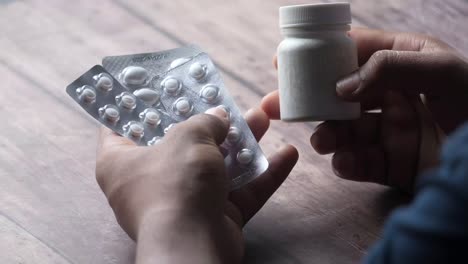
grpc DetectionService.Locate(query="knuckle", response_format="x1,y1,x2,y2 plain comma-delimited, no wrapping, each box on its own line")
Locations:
182,114,225,140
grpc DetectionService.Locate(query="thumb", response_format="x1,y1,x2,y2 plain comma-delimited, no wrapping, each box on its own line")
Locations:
168,106,230,146
336,50,467,102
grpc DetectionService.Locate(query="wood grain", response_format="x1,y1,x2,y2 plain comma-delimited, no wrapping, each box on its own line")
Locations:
0,0,466,263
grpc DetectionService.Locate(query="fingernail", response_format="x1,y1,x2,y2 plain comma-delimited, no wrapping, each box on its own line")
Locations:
336,71,361,97
332,151,355,179
205,106,228,120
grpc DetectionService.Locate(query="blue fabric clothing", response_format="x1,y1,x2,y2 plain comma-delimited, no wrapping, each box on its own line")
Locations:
365,123,468,264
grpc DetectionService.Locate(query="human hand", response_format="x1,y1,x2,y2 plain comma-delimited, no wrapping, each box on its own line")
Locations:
262,28,468,193
95,107,298,264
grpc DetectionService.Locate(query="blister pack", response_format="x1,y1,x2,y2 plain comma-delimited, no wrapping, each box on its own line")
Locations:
66,47,268,189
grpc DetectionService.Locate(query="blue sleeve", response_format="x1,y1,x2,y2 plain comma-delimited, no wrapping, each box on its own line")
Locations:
364,124,468,264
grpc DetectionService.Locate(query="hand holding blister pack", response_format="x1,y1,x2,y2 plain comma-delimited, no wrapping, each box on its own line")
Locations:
66,46,268,189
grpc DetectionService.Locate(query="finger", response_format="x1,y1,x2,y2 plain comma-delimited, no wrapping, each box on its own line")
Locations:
168,107,230,146
336,50,462,101
273,55,278,69
97,126,135,155
310,113,380,154
260,90,281,120
382,91,419,192
229,145,298,224
244,108,270,141
349,27,428,65
332,145,386,184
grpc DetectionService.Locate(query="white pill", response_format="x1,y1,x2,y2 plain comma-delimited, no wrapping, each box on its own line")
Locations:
144,111,161,126
99,105,120,123
200,84,220,103
148,136,163,146
121,66,149,86
77,86,96,103
226,127,241,145
173,98,192,116
125,121,144,138
169,57,191,70
237,149,254,165
134,88,160,106
117,93,137,110
162,77,182,95
189,62,207,80
95,74,113,92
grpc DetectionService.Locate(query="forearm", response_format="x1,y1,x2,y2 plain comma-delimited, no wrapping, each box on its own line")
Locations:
135,210,225,264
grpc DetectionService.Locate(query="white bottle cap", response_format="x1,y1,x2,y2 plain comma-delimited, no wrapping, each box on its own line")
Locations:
280,3,351,28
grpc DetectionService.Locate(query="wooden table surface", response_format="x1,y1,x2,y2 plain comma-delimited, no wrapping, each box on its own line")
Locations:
1,1,467,263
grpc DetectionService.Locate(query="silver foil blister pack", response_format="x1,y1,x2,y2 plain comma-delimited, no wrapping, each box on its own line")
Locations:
66,47,268,189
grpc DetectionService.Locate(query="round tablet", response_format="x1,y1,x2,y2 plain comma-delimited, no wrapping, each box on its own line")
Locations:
173,98,192,116
162,77,182,95
78,86,96,104
200,84,220,103
117,93,137,110
100,105,120,123
144,111,161,126
189,62,207,80
95,74,113,92
125,121,144,138
134,88,160,106
237,149,254,165
121,66,149,86
226,127,241,145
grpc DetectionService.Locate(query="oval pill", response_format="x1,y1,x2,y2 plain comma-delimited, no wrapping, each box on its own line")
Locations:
169,57,191,70
189,62,207,80
121,66,149,86
134,88,160,106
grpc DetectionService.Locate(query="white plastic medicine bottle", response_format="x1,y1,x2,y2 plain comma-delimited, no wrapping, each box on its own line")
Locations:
278,3,360,121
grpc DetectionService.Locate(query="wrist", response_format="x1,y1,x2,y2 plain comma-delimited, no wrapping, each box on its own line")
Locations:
136,209,226,264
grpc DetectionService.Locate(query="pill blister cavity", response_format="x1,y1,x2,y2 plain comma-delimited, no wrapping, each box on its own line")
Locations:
116,92,137,110
76,85,96,104
148,136,163,146
124,121,145,139
161,77,182,96
200,84,220,104
94,73,113,92
99,104,120,124
120,66,149,87
189,62,207,80
173,97,193,116
226,127,242,145
134,88,160,106
139,108,161,126
169,57,192,70
237,149,254,165
164,123,176,134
